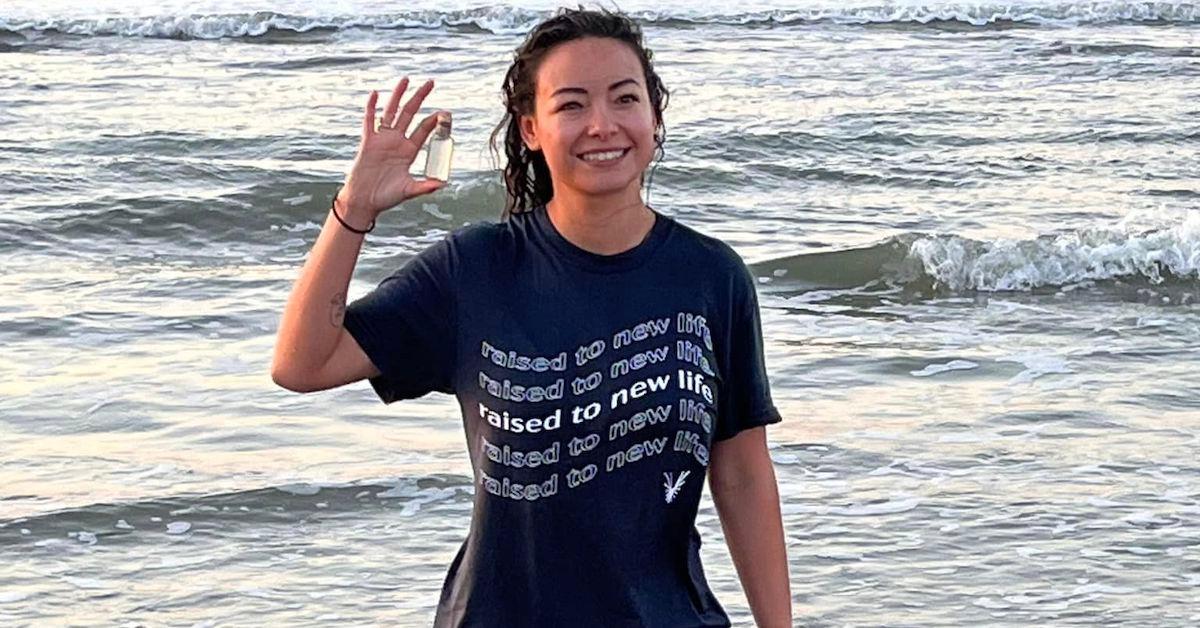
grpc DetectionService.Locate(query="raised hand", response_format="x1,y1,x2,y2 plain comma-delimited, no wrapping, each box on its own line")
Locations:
337,77,447,221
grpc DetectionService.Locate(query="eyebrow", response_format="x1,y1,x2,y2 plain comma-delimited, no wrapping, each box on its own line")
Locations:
551,78,640,98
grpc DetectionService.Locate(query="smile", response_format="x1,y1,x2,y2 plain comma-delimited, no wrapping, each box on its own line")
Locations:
579,148,630,163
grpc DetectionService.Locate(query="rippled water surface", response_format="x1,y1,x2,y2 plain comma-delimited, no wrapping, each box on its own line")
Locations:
1,0,1198,625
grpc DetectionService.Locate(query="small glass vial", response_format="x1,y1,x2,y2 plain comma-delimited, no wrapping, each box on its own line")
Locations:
423,112,453,181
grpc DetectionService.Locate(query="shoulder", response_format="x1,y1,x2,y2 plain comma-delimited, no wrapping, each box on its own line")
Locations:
427,218,513,263
429,215,534,279
444,219,505,248
394,221,504,283
662,215,756,286
443,208,539,249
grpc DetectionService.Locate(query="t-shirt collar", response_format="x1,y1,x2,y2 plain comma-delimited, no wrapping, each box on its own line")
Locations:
531,203,672,274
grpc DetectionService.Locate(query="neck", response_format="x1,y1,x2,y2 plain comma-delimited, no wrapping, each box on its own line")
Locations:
545,186,655,256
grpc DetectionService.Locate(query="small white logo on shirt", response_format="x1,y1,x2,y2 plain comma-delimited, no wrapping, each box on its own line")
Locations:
663,470,690,503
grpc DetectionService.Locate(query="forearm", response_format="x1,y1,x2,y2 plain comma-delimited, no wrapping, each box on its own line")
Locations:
711,471,792,627
271,197,371,379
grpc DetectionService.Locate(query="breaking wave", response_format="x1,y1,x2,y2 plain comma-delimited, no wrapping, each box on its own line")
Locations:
2,3,1197,40
755,212,1200,293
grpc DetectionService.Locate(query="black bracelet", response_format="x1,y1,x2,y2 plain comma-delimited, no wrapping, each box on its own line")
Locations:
330,185,375,234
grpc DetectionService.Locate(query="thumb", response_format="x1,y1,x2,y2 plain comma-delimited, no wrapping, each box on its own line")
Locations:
409,178,446,197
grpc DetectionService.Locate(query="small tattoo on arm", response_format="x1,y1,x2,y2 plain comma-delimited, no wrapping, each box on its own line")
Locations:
330,292,346,327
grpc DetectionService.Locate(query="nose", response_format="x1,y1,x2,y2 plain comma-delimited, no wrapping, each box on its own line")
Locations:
586,102,618,138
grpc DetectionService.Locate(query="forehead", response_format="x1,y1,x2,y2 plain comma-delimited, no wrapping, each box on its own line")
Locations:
535,37,643,95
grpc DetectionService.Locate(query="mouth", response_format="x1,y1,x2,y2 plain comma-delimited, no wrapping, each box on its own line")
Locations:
577,147,631,164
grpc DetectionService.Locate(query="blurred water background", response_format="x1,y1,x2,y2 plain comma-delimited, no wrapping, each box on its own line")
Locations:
1,0,1198,625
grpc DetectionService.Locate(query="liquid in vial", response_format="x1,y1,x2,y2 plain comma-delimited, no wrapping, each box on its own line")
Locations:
423,112,453,181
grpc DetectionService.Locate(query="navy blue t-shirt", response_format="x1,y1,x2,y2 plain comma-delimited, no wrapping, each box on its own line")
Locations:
343,204,782,628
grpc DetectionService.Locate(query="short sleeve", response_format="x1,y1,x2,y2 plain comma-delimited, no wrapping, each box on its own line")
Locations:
343,235,456,403
714,258,782,442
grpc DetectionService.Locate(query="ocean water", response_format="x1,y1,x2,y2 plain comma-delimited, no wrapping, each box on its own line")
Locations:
1,0,1198,625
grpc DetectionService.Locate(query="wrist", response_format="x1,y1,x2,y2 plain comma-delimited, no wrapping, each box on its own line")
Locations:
331,187,376,234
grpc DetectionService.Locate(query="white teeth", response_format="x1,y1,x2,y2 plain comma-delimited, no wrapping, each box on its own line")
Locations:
582,149,625,162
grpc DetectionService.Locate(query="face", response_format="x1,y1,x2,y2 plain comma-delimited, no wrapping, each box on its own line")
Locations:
519,37,657,204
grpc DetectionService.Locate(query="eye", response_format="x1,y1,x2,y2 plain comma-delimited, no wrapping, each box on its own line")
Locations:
618,94,640,103
557,101,581,112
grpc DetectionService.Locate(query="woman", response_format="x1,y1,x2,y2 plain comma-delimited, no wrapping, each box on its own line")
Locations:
272,8,791,627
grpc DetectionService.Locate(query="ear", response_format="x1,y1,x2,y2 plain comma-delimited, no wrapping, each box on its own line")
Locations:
518,113,541,152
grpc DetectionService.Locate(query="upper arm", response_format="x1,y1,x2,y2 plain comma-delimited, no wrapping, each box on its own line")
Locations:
336,235,459,403
713,253,782,442
274,328,381,393
708,425,776,493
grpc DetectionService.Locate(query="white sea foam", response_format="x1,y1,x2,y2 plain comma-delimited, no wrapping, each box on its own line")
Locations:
398,486,458,516
0,7,545,38
422,203,451,220
1,3,1196,39
909,211,1200,291
375,481,420,499
998,352,1073,383
910,359,979,377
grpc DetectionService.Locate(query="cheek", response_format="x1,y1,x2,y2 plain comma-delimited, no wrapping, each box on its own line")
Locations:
541,123,577,162
634,117,658,158
632,112,657,145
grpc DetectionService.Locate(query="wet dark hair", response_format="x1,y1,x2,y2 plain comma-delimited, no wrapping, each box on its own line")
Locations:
489,7,670,220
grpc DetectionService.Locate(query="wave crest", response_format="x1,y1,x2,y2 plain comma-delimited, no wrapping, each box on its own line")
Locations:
2,3,1197,40
758,212,1200,294
909,217,1200,291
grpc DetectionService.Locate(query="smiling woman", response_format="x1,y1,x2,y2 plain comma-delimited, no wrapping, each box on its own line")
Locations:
270,6,790,628
489,10,670,225
517,40,658,210
517,39,660,256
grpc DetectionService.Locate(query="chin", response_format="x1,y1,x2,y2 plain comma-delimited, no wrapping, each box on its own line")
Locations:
572,177,643,199
569,163,653,198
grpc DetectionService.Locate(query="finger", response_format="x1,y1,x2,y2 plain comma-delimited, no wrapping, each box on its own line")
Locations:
394,79,434,134
382,77,409,129
408,111,441,150
410,178,447,196
363,90,378,137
